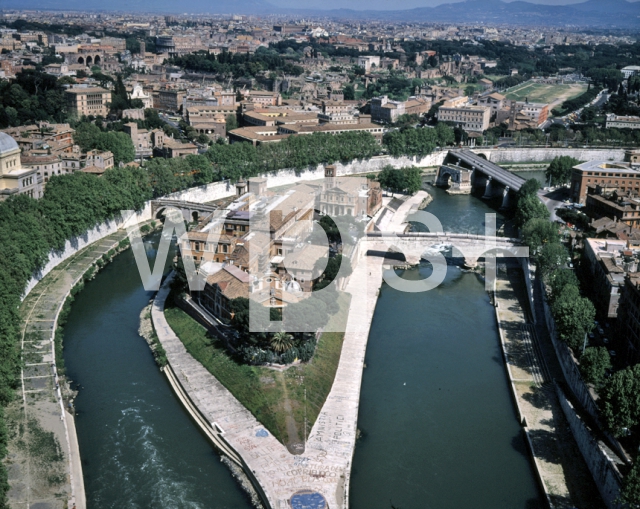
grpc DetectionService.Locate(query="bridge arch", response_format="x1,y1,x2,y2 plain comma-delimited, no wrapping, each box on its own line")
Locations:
77,56,85,65
86,55,93,66
476,153,488,160
94,54,101,65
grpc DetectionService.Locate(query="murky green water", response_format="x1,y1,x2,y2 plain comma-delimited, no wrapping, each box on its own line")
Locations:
63,187,541,508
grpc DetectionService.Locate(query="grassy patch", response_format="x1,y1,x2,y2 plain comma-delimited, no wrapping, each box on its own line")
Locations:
504,82,587,106
164,292,351,447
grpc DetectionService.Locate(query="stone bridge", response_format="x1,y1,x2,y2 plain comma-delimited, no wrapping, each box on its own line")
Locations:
435,150,526,207
151,199,218,222
365,231,524,267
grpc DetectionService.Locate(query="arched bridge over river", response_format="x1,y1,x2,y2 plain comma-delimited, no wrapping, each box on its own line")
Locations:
435,150,526,207
365,231,525,268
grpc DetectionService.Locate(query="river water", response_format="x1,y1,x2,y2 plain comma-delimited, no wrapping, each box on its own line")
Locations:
350,184,543,509
63,174,546,508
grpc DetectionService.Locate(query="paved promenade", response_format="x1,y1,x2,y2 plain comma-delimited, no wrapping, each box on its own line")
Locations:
495,266,603,509
152,192,428,509
9,229,131,509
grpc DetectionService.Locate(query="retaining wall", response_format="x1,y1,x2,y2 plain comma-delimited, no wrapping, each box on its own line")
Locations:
22,204,153,299
479,148,626,164
22,147,628,300
555,384,623,509
539,278,601,421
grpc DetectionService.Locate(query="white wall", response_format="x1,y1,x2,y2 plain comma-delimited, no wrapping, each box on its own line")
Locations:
22,204,152,299
478,148,626,164
22,147,627,299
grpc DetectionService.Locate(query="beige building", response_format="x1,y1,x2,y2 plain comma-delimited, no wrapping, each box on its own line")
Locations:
65,86,111,118
606,115,640,130
0,133,43,200
437,98,491,132
123,123,165,159
357,55,381,72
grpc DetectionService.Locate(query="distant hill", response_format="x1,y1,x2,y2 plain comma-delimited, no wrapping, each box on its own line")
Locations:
3,0,640,27
301,0,640,28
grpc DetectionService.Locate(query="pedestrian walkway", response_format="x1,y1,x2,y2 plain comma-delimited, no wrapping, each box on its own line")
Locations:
495,265,603,509
8,229,130,509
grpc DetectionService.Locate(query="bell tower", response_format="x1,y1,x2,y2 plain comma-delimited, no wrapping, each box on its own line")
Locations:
324,164,336,191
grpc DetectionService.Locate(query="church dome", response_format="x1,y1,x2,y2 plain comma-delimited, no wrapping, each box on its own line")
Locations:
0,133,19,155
284,280,302,293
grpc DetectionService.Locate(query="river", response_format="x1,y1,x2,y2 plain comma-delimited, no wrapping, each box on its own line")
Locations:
63,176,545,509
349,184,543,509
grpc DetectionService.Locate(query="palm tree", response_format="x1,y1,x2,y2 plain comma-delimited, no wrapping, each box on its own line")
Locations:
270,332,294,353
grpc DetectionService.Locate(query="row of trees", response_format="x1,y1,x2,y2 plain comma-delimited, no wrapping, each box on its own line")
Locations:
0,165,153,505
517,180,596,355
376,166,423,195
384,123,455,158
516,177,640,504
168,48,304,78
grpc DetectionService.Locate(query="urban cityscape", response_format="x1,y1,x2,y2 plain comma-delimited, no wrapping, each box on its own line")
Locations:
1,0,640,508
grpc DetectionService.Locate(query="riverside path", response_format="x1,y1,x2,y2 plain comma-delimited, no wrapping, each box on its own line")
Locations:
152,191,429,509
8,229,135,509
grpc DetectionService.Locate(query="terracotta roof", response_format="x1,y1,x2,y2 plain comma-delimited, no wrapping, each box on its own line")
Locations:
80,165,106,175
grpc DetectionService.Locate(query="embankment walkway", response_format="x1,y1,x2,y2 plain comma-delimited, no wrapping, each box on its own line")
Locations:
8,228,133,509
494,266,603,509
152,191,428,509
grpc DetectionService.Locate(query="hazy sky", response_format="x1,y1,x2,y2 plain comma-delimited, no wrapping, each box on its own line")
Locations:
269,0,602,11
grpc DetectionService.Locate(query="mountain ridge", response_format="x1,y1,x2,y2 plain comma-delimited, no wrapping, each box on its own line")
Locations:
2,0,639,27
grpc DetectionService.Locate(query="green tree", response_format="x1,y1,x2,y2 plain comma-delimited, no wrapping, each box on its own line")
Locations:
515,195,549,227
377,166,405,195
518,178,540,199
521,218,559,255
270,332,294,353
343,84,355,101
621,456,640,506
545,156,580,187
600,364,640,436
547,268,579,302
226,114,238,131
551,284,595,352
538,242,568,276
579,347,611,388
404,167,423,194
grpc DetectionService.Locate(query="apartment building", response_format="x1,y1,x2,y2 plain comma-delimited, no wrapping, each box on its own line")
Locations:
65,86,111,118
437,97,491,132
515,101,549,127
606,115,640,130
570,160,640,204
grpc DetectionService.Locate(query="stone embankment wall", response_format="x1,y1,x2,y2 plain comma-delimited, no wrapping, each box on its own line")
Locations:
539,278,629,463
479,148,626,164
539,278,601,420
22,204,152,299
22,147,628,300
555,384,623,509
166,147,627,205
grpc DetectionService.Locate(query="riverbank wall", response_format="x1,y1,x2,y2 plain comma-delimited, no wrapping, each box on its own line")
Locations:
166,147,626,206
555,384,623,509
22,206,152,299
